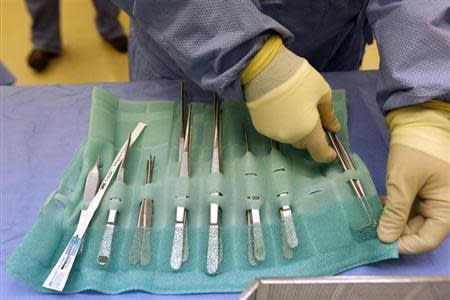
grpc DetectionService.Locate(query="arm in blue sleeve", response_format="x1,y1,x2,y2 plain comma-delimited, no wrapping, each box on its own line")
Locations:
367,1,450,112
112,0,293,101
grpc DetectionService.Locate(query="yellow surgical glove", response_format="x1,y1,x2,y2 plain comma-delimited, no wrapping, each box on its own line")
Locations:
242,36,341,162
378,100,450,254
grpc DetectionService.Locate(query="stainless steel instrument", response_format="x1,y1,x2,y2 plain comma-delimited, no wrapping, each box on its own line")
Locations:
170,82,192,271
326,130,377,232
129,155,155,266
271,141,298,259
239,276,450,300
42,122,147,291
97,134,131,268
78,155,101,255
206,93,224,275
244,123,266,265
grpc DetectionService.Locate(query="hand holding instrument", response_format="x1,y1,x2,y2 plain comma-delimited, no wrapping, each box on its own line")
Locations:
326,130,376,234
243,35,341,163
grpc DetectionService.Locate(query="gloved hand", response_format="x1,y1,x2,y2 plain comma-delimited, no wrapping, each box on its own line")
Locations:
241,36,341,162
378,100,450,254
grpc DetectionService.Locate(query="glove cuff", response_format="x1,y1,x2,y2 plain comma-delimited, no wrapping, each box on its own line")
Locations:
245,60,327,143
241,35,283,85
386,100,450,164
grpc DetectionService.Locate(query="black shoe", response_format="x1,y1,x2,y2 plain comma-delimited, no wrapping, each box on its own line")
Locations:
27,49,59,72
106,35,128,53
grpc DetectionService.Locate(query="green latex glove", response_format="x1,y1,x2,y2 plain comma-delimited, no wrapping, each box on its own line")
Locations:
242,36,341,162
378,100,450,254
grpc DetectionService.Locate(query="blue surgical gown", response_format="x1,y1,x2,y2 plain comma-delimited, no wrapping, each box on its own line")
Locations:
113,0,450,112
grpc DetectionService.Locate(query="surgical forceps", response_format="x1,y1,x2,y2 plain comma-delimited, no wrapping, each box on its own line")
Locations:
271,141,299,259
326,130,377,232
97,134,131,267
170,82,192,271
244,123,266,265
206,93,224,275
129,155,155,266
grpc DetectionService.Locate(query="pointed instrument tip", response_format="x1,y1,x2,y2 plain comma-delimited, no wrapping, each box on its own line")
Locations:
213,92,218,106
122,133,132,165
212,94,220,142
185,104,193,145
271,140,279,150
180,81,186,141
180,81,185,106
243,122,250,153
96,153,101,168
117,133,132,183
146,155,156,184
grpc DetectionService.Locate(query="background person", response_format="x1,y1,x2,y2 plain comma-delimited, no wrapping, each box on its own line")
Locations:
25,0,128,71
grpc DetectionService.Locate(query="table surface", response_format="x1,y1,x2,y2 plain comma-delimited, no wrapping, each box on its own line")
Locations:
1,71,449,299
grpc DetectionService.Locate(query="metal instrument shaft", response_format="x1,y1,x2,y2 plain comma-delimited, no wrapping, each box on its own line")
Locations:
129,155,155,266
97,134,131,268
206,93,223,275
243,123,266,265
326,130,376,229
171,82,191,271
270,141,298,258
78,156,101,255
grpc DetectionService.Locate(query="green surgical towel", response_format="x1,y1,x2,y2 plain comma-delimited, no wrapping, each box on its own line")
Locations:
6,87,398,294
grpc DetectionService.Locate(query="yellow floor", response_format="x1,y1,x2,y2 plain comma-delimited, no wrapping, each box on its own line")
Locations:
0,0,130,85
0,0,379,86
361,42,380,71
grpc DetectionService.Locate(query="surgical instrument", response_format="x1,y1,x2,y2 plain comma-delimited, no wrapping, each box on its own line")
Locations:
179,81,186,163
78,155,101,255
84,155,101,207
325,130,377,232
243,123,266,265
97,134,131,268
271,141,298,259
206,93,223,275
43,122,147,291
170,82,192,271
129,155,155,266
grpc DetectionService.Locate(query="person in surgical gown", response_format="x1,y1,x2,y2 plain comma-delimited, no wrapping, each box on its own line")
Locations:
25,0,128,71
113,0,450,255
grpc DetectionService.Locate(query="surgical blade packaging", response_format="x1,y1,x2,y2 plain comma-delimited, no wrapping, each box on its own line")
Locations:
42,122,147,291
